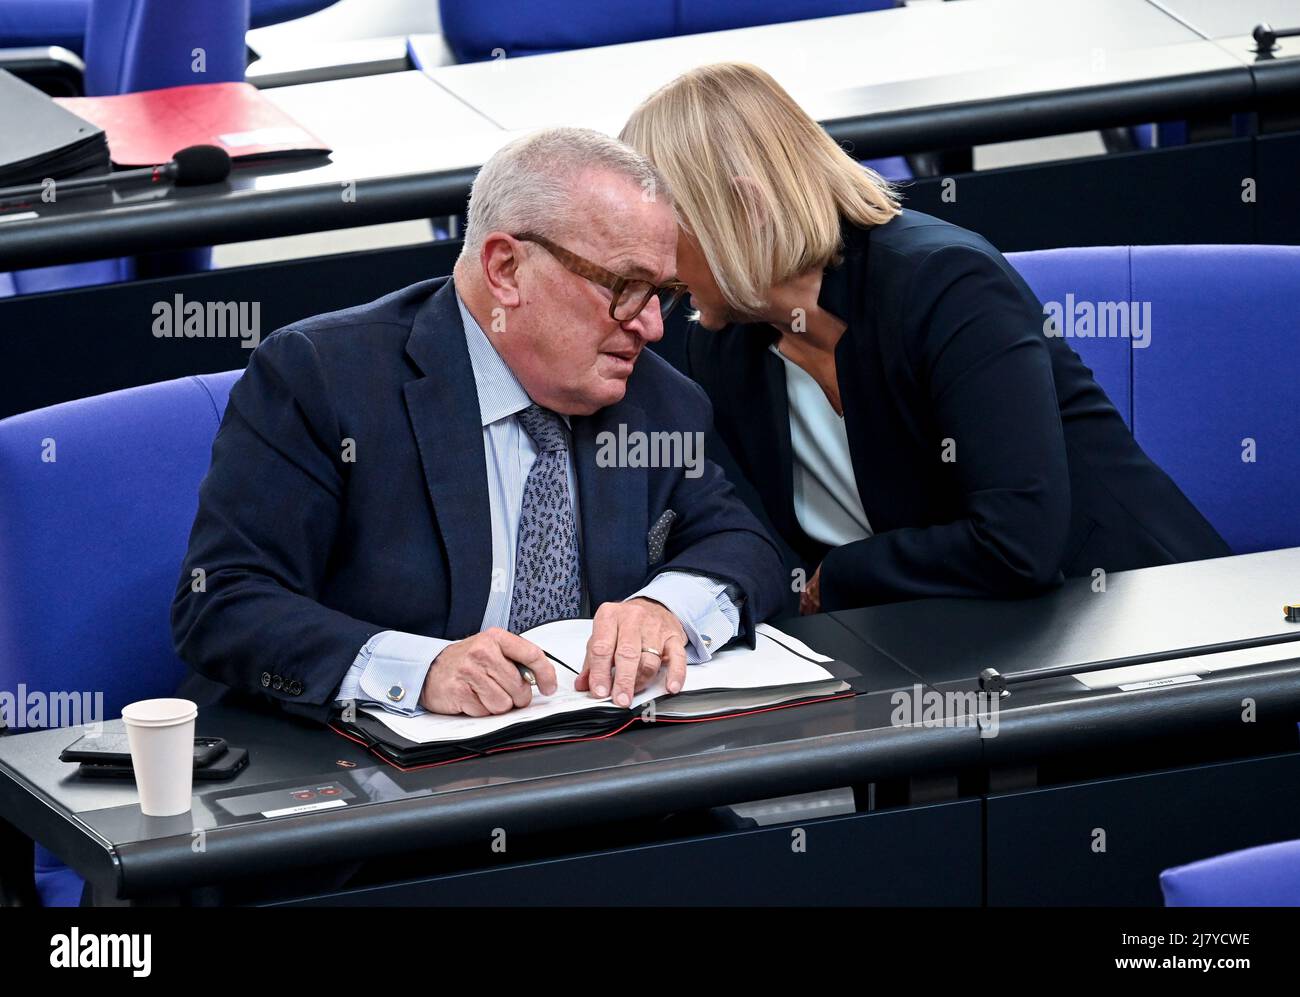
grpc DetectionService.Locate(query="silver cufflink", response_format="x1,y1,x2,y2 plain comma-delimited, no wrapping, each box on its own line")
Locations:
386,684,405,703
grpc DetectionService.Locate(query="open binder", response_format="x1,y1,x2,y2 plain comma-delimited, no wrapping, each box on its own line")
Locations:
331,621,864,769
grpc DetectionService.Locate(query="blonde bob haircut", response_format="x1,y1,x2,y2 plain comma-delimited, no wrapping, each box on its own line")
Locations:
621,62,902,315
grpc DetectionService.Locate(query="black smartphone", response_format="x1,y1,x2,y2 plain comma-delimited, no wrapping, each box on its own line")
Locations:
78,746,249,782
60,733,228,767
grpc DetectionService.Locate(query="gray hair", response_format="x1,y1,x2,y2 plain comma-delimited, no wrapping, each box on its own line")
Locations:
458,127,669,260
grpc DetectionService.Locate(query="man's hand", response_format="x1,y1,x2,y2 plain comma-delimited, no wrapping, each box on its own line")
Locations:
575,598,688,706
419,627,557,716
800,564,822,616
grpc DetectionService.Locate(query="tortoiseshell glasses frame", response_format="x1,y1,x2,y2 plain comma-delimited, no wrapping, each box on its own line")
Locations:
514,232,688,322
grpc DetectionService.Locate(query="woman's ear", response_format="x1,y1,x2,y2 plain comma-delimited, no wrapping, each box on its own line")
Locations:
479,232,523,309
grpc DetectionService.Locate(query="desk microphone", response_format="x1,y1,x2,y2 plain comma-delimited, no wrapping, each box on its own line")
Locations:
0,144,232,207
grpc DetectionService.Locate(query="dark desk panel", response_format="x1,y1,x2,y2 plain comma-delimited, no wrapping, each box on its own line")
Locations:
0,615,971,901
898,137,1258,252
988,751,1300,905
1258,132,1300,243
0,240,461,419
270,799,983,907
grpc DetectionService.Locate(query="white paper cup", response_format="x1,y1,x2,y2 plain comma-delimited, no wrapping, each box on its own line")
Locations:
121,698,198,817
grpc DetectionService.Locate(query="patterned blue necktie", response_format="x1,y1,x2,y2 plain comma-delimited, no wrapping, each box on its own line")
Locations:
508,404,583,633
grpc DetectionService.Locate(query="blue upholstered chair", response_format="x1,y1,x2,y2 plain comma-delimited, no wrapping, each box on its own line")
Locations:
82,0,252,97
1006,244,1300,555
1162,839,1300,905
1005,246,1135,428
0,0,335,54
439,0,899,62
0,369,243,905
3,0,252,297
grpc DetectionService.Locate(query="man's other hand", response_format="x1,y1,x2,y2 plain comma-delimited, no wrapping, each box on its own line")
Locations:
576,598,688,707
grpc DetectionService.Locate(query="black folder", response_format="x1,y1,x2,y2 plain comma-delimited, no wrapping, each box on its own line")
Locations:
0,70,110,188
331,621,867,770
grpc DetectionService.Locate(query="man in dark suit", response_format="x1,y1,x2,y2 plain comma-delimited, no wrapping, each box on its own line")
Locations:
171,127,786,723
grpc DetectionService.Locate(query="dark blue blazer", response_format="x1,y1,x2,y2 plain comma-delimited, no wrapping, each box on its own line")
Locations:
172,278,787,722
688,210,1230,611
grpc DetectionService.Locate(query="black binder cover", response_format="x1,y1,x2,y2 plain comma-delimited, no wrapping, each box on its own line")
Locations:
0,69,110,187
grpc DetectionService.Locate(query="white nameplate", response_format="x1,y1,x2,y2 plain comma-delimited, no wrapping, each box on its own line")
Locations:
261,798,347,819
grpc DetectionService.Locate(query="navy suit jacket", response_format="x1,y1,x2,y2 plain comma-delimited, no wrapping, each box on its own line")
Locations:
172,278,786,722
688,210,1230,611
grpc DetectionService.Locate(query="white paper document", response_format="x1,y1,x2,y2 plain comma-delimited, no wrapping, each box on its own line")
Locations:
361,621,839,745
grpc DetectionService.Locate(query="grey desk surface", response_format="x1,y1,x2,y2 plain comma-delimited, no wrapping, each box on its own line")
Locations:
254,71,504,186
1150,0,1300,40
832,547,1300,686
3,550,1300,899
422,0,1223,136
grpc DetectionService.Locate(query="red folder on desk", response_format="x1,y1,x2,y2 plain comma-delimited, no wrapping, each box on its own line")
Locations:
54,82,331,167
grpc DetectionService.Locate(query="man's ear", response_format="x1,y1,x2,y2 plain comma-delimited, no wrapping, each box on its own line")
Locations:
480,232,524,309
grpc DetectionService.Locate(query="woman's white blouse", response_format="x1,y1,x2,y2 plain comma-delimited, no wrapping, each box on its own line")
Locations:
770,343,873,548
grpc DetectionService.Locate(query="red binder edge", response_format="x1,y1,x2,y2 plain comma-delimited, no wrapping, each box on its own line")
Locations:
328,690,858,774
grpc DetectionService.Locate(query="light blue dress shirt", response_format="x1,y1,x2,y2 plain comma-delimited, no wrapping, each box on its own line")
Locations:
335,290,741,716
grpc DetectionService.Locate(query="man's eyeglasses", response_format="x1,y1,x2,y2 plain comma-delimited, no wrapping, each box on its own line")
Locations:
514,232,687,323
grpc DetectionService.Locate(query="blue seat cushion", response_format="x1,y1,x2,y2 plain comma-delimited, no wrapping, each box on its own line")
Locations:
34,843,85,907
1162,839,1300,906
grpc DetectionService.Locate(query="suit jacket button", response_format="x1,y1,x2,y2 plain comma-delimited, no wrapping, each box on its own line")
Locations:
272,675,283,691
386,684,405,703
289,680,303,696
261,672,271,688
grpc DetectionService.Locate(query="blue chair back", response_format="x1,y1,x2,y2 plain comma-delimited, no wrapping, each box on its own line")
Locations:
440,0,898,62
1006,244,1300,555
0,369,242,906
1007,246,1134,426
0,0,333,54
1162,839,1300,905
84,0,250,97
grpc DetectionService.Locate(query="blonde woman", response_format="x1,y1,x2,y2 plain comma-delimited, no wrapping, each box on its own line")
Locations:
621,63,1229,613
